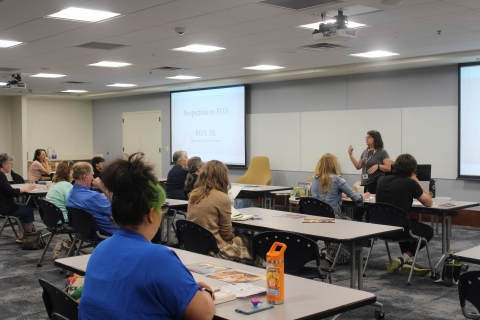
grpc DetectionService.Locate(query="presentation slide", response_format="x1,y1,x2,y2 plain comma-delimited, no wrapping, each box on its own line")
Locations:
459,64,480,178
171,86,246,166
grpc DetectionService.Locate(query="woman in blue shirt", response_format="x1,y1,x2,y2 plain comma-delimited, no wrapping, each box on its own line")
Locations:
311,153,370,218
79,153,215,320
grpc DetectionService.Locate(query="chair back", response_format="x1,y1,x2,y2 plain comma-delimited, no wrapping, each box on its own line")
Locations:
38,199,66,229
38,278,78,320
253,231,320,272
458,271,480,315
234,156,272,185
66,207,102,239
175,220,219,255
365,202,412,231
298,197,336,218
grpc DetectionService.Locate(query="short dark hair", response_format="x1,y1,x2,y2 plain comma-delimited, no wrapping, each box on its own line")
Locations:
393,154,417,177
91,156,105,168
367,130,384,149
33,149,46,162
101,153,166,227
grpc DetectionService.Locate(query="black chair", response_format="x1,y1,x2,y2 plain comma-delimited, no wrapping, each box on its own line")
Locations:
298,197,342,271
458,270,480,319
38,278,78,320
175,220,219,256
66,207,108,257
0,211,24,238
253,231,330,282
52,313,70,320
363,202,434,285
37,200,75,267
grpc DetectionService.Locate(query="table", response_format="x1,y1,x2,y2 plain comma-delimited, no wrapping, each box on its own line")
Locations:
11,183,48,207
343,196,480,271
454,245,480,265
55,248,377,320
232,183,292,209
233,207,402,291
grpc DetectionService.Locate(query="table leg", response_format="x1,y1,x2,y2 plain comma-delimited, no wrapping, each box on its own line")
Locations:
350,242,356,289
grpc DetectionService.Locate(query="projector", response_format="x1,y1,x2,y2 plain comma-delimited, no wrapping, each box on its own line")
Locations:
4,82,26,89
312,28,356,42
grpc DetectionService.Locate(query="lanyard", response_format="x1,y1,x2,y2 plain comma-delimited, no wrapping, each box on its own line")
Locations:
363,149,376,174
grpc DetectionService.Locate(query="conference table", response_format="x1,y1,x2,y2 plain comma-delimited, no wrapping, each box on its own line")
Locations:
232,183,292,209
233,207,403,291
11,183,48,207
55,248,377,320
343,196,480,271
454,245,480,265
159,198,188,245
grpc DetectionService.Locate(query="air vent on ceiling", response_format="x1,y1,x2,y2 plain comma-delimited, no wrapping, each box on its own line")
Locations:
152,66,188,72
75,42,127,50
62,81,90,85
258,0,342,10
299,43,349,51
0,67,20,72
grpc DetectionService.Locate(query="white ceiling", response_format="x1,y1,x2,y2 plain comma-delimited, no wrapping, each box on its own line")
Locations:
1,0,480,99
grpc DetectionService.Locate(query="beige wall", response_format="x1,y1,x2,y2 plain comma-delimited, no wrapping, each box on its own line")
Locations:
0,97,12,153
26,98,93,161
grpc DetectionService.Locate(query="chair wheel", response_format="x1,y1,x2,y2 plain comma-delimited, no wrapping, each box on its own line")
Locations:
37,264,42,267
430,273,440,280
406,282,411,286
375,309,385,319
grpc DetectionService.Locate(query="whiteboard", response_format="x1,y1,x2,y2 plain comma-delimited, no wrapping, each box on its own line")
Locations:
248,113,301,171
248,106,457,178
300,109,402,174
402,106,457,179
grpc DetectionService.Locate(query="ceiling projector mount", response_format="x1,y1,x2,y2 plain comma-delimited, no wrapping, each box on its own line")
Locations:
3,73,26,89
312,10,356,42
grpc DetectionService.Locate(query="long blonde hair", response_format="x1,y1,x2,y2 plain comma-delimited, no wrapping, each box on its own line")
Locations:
313,153,340,193
189,160,231,204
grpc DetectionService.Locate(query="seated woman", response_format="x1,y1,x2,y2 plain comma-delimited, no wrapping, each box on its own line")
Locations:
45,161,74,222
187,160,253,264
166,150,189,200
184,157,204,198
91,156,105,179
311,153,370,218
0,153,36,242
79,153,215,319
28,149,51,183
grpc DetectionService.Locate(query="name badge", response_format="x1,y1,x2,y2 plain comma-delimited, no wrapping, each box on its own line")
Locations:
362,174,368,179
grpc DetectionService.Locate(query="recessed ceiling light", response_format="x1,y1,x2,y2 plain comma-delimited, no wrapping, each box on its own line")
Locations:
166,75,201,80
0,82,8,86
61,90,88,93
298,20,367,30
88,61,131,68
106,83,137,87
349,50,399,58
30,73,66,78
45,7,120,23
171,44,225,53
0,40,23,48
243,65,285,71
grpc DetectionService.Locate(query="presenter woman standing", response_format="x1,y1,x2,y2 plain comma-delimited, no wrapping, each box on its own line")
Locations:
348,130,391,194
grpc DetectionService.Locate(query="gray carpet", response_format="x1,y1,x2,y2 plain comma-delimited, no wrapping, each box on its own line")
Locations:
1,210,479,320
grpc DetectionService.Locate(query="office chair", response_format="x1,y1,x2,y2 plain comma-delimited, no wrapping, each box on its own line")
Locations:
175,220,219,256
458,270,480,319
253,231,331,283
364,202,434,285
234,156,272,185
38,278,79,320
37,199,75,267
66,207,108,257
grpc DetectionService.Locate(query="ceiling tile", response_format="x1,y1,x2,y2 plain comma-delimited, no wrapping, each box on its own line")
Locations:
388,1,467,18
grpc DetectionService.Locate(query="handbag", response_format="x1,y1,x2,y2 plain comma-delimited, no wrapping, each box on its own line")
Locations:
22,230,46,250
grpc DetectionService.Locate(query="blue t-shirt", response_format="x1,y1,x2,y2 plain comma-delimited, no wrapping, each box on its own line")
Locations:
79,229,200,320
66,184,119,236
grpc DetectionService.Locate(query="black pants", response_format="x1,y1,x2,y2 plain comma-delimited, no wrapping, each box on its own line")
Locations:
393,219,434,255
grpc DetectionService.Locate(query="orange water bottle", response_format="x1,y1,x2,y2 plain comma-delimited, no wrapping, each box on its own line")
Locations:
266,242,287,305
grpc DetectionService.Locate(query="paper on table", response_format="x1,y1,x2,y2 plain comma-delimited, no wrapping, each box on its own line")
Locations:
219,283,266,298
